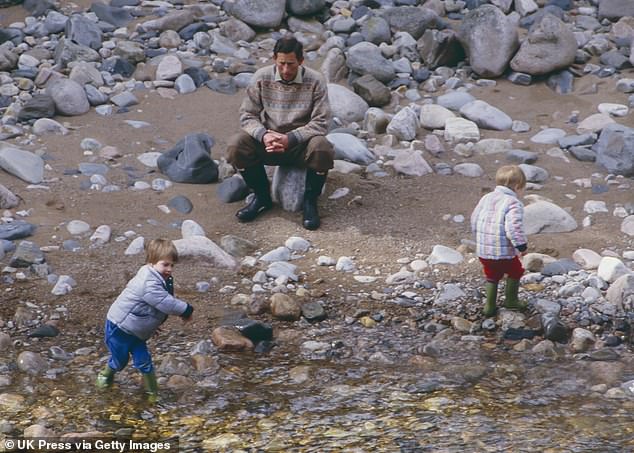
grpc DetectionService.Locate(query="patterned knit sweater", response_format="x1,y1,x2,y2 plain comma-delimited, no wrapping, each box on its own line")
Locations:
239,64,331,149
470,185,527,260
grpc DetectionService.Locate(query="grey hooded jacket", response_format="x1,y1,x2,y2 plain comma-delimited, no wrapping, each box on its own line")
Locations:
107,264,190,341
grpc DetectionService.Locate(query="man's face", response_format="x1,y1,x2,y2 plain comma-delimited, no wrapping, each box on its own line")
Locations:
274,52,303,82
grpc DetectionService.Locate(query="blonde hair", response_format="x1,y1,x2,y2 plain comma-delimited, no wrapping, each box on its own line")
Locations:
495,165,526,191
145,238,178,264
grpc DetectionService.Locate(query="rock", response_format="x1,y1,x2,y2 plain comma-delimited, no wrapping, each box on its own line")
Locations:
594,124,634,176
444,117,480,143
599,0,634,20
453,163,483,177
419,104,455,130
541,259,580,276
91,3,133,27
217,174,249,203
225,0,285,29
157,133,218,184
271,166,306,213
605,274,634,311
17,351,47,375
428,245,463,265
321,47,348,83
0,145,44,184
597,256,631,283
541,313,569,343
386,107,418,141
46,78,90,116
211,327,253,351
530,128,566,144
435,283,466,303
523,200,577,234
301,301,326,322
519,163,548,183
10,240,45,267
457,5,519,78
124,237,144,255
17,94,55,121
510,14,577,76
351,74,391,107
459,100,512,131
0,42,18,72
381,5,441,40
436,91,476,111
622,216,634,236
571,328,595,353
391,150,433,176
27,324,59,338
32,118,68,136
346,42,395,83
576,113,615,135
141,10,196,33
327,83,369,123
220,235,256,257
173,236,237,269
156,55,182,81
260,246,291,262
0,184,19,209
270,293,301,321
572,249,602,269
285,236,310,252
232,318,273,343
417,28,465,69
0,221,36,241
360,16,391,45
326,133,375,165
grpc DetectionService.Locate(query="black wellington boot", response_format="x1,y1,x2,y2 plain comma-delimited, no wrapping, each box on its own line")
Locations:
236,165,272,222
303,170,327,230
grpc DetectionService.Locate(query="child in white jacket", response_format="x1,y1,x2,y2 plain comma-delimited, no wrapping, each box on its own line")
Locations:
96,239,193,402
471,166,528,316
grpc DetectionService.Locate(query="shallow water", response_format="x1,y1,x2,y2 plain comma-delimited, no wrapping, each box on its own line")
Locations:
5,347,634,452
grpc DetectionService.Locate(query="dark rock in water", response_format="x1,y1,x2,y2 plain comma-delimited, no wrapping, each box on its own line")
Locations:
167,195,193,214
205,78,237,95
28,324,59,338
569,146,596,162
588,348,620,361
542,259,580,276
546,70,574,95
542,313,569,343
504,328,538,341
17,94,55,122
157,133,218,184
233,318,273,343
301,301,327,322
465,0,487,9
91,2,133,27
101,57,135,77
0,221,36,241
0,28,25,45
179,22,208,40
184,67,210,87
254,340,275,354
216,174,248,203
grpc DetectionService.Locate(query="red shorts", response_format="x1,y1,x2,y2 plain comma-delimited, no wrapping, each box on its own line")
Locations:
479,256,524,283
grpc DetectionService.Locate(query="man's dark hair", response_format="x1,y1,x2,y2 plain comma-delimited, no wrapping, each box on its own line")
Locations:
273,36,303,60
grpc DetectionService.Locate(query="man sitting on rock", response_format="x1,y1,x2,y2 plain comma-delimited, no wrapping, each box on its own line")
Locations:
226,35,334,230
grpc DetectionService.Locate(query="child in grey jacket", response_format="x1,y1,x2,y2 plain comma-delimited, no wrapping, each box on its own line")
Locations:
96,238,193,402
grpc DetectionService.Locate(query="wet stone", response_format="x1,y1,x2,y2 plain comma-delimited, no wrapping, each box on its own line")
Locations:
231,319,273,343
301,301,327,322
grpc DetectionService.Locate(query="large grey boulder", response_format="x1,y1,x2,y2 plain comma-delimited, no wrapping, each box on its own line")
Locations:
157,133,218,184
53,38,100,68
510,14,577,76
173,236,238,269
320,48,347,83
593,124,634,176
225,0,285,29
386,107,418,141
141,10,196,32
0,145,44,184
524,201,577,234
327,83,369,123
346,42,396,83
381,6,442,40
457,5,519,78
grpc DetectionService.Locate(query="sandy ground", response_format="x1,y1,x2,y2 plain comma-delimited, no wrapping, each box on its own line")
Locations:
1,3,634,338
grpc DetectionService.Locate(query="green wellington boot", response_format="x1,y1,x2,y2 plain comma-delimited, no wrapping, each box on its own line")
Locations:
483,282,498,317
503,278,528,311
142,372,159,403
96,366,115,389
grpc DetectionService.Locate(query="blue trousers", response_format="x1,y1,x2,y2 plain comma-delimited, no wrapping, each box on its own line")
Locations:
104,320,154,374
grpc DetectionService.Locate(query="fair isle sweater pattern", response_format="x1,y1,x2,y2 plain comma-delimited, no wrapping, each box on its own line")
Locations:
239,65,331,149
470,185,527,260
